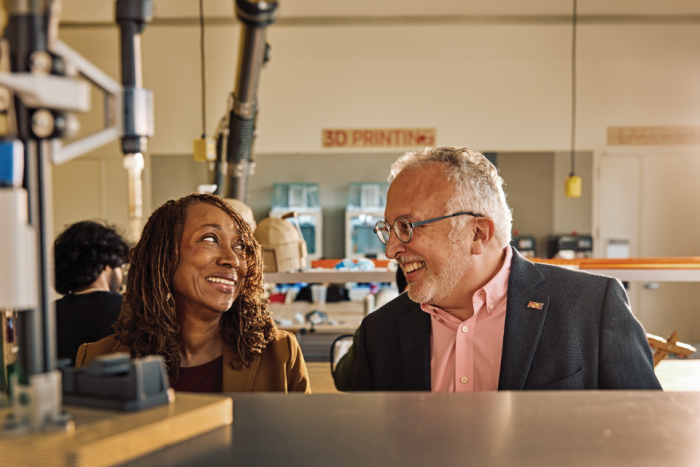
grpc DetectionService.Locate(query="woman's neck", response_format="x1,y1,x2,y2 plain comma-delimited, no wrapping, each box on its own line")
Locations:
177,313,224,368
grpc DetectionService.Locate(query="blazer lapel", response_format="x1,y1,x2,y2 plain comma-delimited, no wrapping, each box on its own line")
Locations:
498,252,550,390
222,344,261,392
400,306,432,391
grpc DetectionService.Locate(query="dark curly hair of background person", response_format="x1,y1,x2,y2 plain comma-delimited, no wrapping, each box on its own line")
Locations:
53,221,130,295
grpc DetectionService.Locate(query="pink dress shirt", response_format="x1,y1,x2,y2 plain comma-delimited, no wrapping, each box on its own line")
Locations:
421,246,512,392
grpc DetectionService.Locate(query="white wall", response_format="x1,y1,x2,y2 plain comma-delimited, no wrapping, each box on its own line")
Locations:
58,0,700,155
53,1,700,243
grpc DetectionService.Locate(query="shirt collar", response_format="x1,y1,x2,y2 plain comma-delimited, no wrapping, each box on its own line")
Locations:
472,245,512,316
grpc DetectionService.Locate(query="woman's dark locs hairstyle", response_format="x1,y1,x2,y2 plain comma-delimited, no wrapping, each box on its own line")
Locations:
53,221,130,295
114,193,275,381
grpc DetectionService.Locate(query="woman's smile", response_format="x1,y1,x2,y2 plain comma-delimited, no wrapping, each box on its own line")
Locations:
205,274,238,293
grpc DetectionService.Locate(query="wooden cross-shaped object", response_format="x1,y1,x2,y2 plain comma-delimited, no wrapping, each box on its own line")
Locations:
647,331,697,367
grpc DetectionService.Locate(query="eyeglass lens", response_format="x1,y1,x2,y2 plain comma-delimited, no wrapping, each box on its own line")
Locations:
375,218,412,245
395,218,411,242
375,222,390,244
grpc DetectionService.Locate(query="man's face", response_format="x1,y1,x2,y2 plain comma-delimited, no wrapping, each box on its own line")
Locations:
384,163,472,305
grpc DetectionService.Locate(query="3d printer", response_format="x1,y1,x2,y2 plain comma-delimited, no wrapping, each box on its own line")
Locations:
269,183,323,260
345,182,389,260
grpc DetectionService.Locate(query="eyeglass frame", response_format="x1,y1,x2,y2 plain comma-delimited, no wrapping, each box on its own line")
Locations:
373,211,484,245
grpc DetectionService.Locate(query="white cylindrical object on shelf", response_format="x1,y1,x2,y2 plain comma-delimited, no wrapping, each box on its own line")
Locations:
0,189,38,309
310,284,327,305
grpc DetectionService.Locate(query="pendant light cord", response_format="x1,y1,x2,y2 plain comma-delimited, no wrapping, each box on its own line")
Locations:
570,0,577,176
199,0,207,138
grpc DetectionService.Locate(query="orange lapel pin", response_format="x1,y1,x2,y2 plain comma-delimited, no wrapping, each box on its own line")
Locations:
527,301,543,310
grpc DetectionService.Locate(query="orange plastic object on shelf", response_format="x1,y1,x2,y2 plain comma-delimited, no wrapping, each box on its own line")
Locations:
579,257,700,270
531,257,700,270
531,258,583,267
311,257,700,270
310,259,391,269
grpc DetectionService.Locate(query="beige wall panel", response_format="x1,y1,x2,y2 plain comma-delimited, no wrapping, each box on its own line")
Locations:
61,2,113,22
102,156,132,234
150,0,234,18
577,25,700,149
258,24,570,153
275,0,569,17
581,0,700,15
150,155,210,209
134,22,572,154
553,151,593,236
141,25,238,155
60,0,700,21
640,154,700,257
52,159,103,234
498,153,553,256
595,154,641,257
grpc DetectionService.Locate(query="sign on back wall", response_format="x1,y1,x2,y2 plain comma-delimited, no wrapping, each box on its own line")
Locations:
322,128,436,148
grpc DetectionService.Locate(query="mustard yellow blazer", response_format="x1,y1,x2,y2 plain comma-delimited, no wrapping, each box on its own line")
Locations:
75,330,311,393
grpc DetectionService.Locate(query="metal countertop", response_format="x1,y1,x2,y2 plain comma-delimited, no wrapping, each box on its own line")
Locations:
123,391,700,467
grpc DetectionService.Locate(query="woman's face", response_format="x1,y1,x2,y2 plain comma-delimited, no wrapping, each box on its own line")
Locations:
171,202,248,318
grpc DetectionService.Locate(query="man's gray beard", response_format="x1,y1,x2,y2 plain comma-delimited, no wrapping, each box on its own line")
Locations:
406,240,470,305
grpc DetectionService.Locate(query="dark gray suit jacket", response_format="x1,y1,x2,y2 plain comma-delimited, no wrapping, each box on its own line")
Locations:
353,251,661,391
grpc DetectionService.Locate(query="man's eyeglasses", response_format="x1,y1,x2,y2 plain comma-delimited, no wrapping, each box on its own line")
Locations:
373,211,484,245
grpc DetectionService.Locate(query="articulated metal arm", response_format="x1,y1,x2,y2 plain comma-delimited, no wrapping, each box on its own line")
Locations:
223,0,278,201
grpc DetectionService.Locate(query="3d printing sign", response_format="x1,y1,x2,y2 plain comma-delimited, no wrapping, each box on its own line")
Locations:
322,128,436,148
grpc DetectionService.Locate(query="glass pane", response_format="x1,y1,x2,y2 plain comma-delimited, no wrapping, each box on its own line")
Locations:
350,215,385,256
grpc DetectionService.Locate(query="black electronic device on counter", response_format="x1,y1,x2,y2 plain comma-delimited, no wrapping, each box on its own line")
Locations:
547,234,593,259
60,353,173,411
510,235,537,258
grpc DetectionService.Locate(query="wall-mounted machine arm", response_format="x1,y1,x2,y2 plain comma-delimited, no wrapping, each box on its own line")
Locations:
1,0,168,434
221,0,277,201
116,0,153,241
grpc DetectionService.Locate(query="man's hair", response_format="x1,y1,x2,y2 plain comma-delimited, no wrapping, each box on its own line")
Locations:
389,146,513,247
114,193,275,381
53,221,130,295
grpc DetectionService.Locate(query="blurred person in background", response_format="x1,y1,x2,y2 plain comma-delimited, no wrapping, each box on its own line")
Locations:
54,221,130,365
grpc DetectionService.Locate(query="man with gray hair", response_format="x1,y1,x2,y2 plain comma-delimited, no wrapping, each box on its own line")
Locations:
353,146,660,391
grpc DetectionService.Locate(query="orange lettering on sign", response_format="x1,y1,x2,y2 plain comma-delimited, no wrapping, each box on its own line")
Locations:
322,128,437,148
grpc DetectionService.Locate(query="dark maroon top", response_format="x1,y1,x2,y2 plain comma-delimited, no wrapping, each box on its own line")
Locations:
171,355,224,393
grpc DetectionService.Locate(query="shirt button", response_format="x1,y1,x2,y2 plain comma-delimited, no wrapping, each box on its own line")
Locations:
462,325,469,333
489,304,494,310
460,376,468,384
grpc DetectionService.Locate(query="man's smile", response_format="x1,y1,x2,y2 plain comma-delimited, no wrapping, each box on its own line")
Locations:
402,261,425,274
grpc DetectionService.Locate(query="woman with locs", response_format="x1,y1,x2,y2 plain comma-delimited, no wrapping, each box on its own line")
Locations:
77,193,310,393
